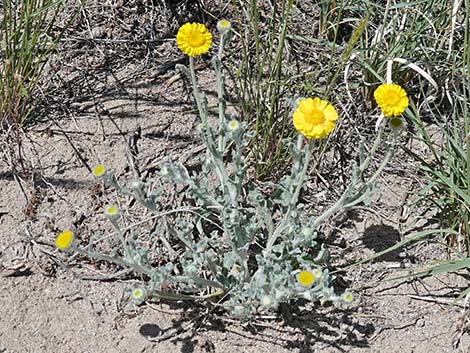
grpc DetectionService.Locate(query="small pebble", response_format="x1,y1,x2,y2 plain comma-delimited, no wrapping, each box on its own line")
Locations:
91,26,106,39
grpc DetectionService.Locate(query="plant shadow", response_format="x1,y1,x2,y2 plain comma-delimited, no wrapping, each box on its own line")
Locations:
137,300,374,353
361,224,403,262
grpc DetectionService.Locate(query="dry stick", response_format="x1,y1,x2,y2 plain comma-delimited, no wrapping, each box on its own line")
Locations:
82,65,140,177
98,108,141,178
50,118,92,173
12,123,28,176
125,126,141,178
7,138,29,203
1,124,29,202
79,68,107,141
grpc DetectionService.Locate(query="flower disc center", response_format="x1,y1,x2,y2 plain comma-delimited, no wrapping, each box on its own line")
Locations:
306,109,325,125
188,31,205,47
384,91,401,105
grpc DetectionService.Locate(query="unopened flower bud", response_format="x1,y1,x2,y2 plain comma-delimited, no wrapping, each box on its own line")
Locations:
389,117,406,136
260,295,272,307
104,204,119,219
217,19,232,34
227,119,240,132
342,290,354,304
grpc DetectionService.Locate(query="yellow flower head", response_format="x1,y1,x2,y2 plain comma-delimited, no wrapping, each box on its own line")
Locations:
55,230,74,250
92,164,106,177
297,270,316,288
176,22,212,57
292,97,338,140
373,83,409,117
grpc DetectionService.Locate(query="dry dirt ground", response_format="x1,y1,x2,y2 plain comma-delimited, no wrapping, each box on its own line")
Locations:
1,1,470,352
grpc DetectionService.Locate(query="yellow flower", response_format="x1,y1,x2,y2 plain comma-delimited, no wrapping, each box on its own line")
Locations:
55,230,74,250
92,164,106,177
373,83,409,117
292,97,338,140
297,270,316,288
176,22,212,57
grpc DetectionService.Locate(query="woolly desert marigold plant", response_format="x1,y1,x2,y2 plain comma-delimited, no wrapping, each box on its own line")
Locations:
292,97,338,140
373,83,409,117
55,230,74,250
176,22,212,57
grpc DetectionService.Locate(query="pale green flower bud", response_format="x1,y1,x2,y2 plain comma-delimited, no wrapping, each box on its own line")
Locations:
389,117,406,136
227,119,240,132
104,204,119,219
342,290,354,304
217,19,232,34
260,295,273,307
160,165,170,177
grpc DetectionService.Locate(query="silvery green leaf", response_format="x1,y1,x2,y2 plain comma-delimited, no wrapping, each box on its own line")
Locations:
313,244,329,263
175,63,191,81
223,252,238,270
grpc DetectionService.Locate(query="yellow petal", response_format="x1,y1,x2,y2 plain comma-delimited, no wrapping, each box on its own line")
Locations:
323,105,338,121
